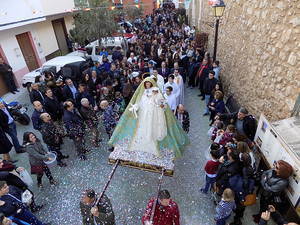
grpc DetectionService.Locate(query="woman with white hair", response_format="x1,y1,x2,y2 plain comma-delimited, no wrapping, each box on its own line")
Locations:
79,98,100,147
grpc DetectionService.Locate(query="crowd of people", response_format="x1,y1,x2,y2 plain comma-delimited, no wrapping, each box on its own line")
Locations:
0,6,298,225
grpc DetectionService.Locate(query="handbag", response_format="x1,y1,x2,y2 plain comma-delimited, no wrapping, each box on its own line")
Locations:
21,190,33,205
30,164,44,174
242,193,256,206
19,169,34,186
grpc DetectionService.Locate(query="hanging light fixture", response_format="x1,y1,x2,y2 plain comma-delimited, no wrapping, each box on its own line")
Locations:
212,0,226,17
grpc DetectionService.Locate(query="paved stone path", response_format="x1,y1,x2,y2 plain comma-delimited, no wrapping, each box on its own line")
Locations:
4,87,260,225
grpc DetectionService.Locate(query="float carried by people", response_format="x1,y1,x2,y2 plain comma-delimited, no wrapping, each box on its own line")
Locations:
108,77,189,176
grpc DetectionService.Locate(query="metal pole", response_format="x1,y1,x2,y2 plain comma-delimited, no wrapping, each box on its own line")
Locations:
150,168,165,223
213,18,219,62
94,159,120,206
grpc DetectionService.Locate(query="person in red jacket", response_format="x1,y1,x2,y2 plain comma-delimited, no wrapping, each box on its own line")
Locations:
200,150,220,194
142,190,180,225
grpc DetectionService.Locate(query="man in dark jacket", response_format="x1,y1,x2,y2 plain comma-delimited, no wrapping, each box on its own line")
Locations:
31,101,45,131
112,47,123,62
80,98,100,147
29,83,44,104
44,88,63,121
87,70,101,98
216,150,242,193
75,83,95,109
0,101,24,154
63,100,87,160
219,107,257,141
0,58,18,94
203,70,218,116
40,113,68,167
80,189,115,225
158,61,170,82
196,59,210,99
62,78,77,101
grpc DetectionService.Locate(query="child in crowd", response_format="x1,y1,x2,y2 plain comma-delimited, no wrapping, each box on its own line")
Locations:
163,86,177,111
214,188,236,225
219,124,236,146
208,118,224,141
114,91,126,115
200,150,220,194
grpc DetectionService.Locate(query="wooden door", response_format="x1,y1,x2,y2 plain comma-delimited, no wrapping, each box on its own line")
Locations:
52,19,69,55
16,32,39,71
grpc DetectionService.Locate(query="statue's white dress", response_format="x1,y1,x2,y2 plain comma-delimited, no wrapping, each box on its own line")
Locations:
129,88,167,156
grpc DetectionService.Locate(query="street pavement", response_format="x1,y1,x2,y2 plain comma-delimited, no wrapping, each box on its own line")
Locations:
2,87,263,225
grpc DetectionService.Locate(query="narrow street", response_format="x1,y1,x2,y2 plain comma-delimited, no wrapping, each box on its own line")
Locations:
4,87,215,225
0,0,298,224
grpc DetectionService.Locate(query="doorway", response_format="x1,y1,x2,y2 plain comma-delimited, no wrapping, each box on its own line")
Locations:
16,32,39,71
52,18,69,55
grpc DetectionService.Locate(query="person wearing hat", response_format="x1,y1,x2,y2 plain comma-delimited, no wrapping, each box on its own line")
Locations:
80,189,115,225
218,107,257,141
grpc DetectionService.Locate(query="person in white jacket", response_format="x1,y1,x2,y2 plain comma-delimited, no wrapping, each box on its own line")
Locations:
151,69,165,91
163,75,180,105
164,86,177,111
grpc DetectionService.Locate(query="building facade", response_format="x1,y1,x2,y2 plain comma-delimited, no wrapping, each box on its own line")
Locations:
0,0,75,95
188,0,300,121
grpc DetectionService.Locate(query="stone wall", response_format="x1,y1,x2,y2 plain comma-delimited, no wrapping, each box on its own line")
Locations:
189,0,300,121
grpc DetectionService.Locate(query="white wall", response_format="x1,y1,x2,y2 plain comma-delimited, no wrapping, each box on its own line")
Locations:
34,20,59,56
0,14,73,73
64,15,75,34
0,0,44,25
41,0,75,16
0,0,75,31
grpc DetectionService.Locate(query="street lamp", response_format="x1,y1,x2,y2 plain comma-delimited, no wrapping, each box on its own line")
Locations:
212,0,225,61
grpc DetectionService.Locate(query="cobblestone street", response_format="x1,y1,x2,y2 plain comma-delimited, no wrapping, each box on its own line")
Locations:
3,87,260,225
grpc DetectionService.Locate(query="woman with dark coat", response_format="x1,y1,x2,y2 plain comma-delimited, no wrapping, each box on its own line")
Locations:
23,132,57,188
208,90,226,126
216,150,242,194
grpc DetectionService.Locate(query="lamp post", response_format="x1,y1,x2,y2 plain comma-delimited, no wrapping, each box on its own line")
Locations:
212,0,225,61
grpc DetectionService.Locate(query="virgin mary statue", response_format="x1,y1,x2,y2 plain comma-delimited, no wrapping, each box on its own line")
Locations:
108,77,189,158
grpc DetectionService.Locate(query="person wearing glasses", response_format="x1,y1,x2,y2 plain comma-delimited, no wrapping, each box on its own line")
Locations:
252,160,293,223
